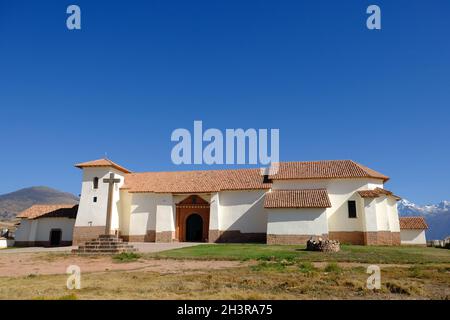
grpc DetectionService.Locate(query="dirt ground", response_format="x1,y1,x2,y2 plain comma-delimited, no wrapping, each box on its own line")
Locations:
0,252,248,277
0,252,448,299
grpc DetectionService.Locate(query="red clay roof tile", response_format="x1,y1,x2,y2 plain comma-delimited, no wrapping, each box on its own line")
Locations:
399,217,428,230
264,189,331,208
17,204,78,220
268,160,389,181
75,158,131,173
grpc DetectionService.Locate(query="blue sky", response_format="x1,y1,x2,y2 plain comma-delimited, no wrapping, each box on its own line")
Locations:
0,0,449,204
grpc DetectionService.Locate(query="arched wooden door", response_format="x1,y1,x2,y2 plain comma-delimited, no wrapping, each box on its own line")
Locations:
185,214,203,242
176,195,210,242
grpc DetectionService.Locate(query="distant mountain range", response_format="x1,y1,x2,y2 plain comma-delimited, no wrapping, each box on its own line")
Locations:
0,186,79,221
398,199,450,240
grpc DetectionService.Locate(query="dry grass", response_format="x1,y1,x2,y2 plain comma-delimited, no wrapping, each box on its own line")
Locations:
0,261,448,300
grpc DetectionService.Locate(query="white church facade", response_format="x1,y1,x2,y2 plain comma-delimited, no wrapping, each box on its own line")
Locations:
72,158,402,246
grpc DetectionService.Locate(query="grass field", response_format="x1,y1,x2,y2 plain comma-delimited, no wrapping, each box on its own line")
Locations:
0,244,449,299
149,244,450,264
1,259,448,300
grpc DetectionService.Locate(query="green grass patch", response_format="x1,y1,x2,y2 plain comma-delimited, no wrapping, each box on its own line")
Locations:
113,252,141,263
149,243,450,265
324,262,342,273
298,262,317,274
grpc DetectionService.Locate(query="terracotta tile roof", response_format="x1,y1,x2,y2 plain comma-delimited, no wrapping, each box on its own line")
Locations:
16,204,78,220
75,158,131,173
122,168,272,193
76,159,389,194
268,160,389,182
399,217,428,230
264,189,331,208
358,187,401,200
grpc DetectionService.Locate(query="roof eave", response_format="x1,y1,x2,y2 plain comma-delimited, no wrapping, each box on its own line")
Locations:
74,162,131,174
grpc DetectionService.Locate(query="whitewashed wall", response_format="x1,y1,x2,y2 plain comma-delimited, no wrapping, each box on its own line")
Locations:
35,218,75,241
362,198,378,232
209,193,220,231
272,178,384,232
156,193,175,233
387,197,401,232
375,197,390,231
75,167,126,233
15,218,75,242
14,219,31,242
118,190,132,235
267,208,328,235
401,229,426,245
0,239,14,248
365,196,400,233
127,193,157,236
217,190,267,233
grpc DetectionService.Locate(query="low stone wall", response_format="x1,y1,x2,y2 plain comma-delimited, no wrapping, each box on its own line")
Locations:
306,237,340,252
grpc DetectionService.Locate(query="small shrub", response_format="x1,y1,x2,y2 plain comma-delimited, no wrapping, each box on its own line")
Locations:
324,262,342,273
113,252,141,262
408,266,424,278
298,262,317,274
386,282,411,295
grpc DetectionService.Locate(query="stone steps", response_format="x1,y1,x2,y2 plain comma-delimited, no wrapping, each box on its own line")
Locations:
72,235,138,255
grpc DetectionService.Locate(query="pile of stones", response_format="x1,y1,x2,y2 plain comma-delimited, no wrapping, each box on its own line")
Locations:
306,236,340,253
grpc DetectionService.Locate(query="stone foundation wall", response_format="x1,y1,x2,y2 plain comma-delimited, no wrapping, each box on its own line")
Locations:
391,232,401,246
329,231,365,245
267,234,328,245
14,241,72,247
155,231,175,242
209,230,266,243
363,231,401,246
327,231,401,246
121,230,156,242
72,226,105,245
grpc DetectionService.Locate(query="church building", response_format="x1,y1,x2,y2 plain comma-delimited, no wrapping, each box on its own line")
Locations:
72,158,402,246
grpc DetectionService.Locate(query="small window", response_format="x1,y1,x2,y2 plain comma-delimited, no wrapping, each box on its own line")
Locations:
93,196,97,203
348,200,357,218
93,177,99,189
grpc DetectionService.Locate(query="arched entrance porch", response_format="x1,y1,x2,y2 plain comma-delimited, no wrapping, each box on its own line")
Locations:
175,195,210,242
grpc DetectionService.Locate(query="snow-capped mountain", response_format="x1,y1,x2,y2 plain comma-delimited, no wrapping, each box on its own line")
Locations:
398,199,450,240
